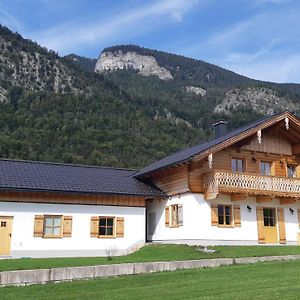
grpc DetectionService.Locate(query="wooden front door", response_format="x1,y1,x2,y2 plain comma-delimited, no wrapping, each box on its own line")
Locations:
0,216,13,255
263,208,278,243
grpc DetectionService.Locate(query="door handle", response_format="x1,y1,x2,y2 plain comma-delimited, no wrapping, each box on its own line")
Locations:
9,233,11,237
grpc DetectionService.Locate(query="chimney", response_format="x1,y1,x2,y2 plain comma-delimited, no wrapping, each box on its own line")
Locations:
212,120,227,139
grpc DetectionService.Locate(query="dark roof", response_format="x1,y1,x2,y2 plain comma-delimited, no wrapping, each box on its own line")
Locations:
135,112,286,178
0,159,166,197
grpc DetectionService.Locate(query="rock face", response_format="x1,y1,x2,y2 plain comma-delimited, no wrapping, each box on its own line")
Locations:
184,86,206,96
214,87,297,115
0,33,81,101
95,51,173,80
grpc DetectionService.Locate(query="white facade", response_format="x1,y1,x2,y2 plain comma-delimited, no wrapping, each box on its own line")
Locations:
0,201,145,258
147,193,300,245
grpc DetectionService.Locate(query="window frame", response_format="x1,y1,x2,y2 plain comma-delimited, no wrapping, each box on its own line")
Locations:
259,160,273,176
43,215,63,238
217,204,233,227
98,216,116,238
170,204,179,228
287,164,296,178
263,208,276,227
231,158,245,173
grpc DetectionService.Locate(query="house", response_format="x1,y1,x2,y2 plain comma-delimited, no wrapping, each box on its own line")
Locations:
1,111,300,258
135,111,300,245
0,162,165,257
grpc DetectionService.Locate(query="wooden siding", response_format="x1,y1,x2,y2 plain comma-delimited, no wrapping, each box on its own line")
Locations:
149,165,189,195
150,129,300,196
0,191,146,207
241,132,292,155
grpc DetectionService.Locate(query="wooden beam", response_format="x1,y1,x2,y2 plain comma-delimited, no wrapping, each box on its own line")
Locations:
230,193,247,201
205,192,218,200
256,195,273,203
279,197,297,205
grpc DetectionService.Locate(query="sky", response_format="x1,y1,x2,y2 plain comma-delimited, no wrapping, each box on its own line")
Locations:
0,0,299,83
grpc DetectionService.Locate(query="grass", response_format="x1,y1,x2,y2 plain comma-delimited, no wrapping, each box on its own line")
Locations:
1,244,300,272
1,260,300,299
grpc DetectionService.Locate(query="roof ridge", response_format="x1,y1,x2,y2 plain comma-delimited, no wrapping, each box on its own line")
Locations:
0,158,137,172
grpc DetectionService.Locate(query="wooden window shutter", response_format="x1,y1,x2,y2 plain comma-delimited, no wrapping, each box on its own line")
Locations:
165,206,170,227
233,205,241,227
296,166,300,178
178,204,183,226
63,216,73,237
270,162,275,176
277,208,286,244
33,215,44,237
90,216,99,238
256,207,265,244
116,217,125,238
211,204,218,226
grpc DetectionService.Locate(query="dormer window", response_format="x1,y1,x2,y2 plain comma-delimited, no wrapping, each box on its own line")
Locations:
231,159,244,173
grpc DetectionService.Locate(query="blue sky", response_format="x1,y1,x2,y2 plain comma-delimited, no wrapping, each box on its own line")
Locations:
0,0,299,83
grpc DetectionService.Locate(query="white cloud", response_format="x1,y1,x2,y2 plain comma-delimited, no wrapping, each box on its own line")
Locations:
31,0,200,54
223,54,300,83
181,3,300,83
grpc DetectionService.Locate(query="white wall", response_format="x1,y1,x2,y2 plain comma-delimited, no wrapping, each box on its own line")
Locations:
147,193,300,245
0,201,145,258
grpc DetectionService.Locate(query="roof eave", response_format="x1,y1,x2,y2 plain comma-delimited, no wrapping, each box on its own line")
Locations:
0,187,167,198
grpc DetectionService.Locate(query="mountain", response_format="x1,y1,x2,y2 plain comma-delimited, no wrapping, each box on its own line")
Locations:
94,45,300,120
1,25,300,168
64,54,97,73
0,25,204,168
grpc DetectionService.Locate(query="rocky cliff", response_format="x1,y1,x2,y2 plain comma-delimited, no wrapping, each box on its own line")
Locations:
214,87,297,115
95,50,173,80
0,26,93,100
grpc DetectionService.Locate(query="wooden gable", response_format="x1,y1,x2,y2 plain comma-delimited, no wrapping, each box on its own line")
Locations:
241,132,292,155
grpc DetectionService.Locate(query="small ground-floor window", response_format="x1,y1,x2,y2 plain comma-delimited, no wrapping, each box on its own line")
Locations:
99,217,115,237
43,215,63,238
218,205,232,226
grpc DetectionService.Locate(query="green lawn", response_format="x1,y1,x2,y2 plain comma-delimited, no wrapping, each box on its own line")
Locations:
1,244,300,272
1,260,300,299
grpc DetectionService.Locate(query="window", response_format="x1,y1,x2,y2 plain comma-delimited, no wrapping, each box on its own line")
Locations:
43,215,62,237
287,165,296,178
218,205,232,226
260,161,272,176
99,217,115,237
170,205,179,227
166,204,183,228
231,159,244,173
1,221,6,227
263,208,276,227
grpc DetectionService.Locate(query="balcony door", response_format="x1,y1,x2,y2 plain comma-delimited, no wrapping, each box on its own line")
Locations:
263,208,278,243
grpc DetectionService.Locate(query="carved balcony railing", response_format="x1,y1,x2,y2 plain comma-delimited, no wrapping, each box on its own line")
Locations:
202,171,300,200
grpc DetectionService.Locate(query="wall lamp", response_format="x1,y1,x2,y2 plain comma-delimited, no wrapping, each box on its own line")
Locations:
247,205,252,213
289,208,294,215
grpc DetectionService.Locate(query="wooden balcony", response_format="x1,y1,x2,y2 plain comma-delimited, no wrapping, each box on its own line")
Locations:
202,171,300,200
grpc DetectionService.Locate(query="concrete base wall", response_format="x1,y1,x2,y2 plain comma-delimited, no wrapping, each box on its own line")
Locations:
10,240,145,258
151,239,298,246
1,255,300,286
